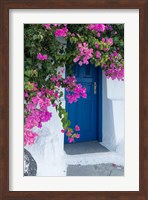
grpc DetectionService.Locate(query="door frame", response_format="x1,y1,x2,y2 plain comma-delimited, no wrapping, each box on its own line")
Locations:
97,67,102,142
65,66,102,143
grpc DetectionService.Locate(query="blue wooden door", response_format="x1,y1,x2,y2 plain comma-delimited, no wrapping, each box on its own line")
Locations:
65,64,102,143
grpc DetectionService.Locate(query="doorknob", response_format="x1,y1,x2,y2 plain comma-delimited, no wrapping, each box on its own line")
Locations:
94,82,97,94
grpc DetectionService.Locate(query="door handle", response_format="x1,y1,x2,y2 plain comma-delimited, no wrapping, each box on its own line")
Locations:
94,82,97,94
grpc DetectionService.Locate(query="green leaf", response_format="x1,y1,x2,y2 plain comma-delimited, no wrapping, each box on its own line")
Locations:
24,70,32,77
33,35,38,40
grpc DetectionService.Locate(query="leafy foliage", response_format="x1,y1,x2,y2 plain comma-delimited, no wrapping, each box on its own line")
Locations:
24,24,124,145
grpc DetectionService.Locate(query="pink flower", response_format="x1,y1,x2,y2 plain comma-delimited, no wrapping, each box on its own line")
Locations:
43,24,51,29
73,56,80,63
24,92,28,98
42,55,48,60
66,81,87,104
24,128,38,146
66,130,73,136
87,24,106,32
78,43,82,48
74,43,93,66
97,32,100,37
96,51,101,59
68,137,74,143
37,53,48,61
106,38,113,46
75,125,80,131
75,133,80,139
95,43,100,49
60,68,65,73
113,51,118,57
78,61,83,66
55,27,68,37
53,24,61,27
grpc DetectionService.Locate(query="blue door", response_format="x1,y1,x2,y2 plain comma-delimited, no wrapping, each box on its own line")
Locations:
65,64,102,143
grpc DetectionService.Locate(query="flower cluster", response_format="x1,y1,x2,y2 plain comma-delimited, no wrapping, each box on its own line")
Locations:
87,24,106,37
104,67,124,81
24,86,53,145
87,24,106,32
55,27,68,37
24,129,38,146
95,37,114,52
61,125,80,143
66,83,87,103
96,51,101,59
50,73,87,103
24,75,85,145
73,43,93,66
102,51,124,80
43,23,68,37
93,37,123,80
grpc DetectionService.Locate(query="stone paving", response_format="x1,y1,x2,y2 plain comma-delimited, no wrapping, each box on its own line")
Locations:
67,163,124,176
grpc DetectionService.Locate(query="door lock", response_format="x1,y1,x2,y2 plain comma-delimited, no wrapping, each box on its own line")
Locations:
94,82,97,94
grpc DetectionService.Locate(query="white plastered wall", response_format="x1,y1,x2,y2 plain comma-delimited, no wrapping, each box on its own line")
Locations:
101,73,125,155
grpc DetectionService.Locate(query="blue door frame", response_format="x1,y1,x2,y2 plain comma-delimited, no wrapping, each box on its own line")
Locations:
64,64,102,143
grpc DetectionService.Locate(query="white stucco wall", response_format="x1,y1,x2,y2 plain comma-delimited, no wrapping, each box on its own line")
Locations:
25,106,66,176
101,74,125,156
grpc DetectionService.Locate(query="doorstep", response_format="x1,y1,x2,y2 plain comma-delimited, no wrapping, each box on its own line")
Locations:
64,140,109,155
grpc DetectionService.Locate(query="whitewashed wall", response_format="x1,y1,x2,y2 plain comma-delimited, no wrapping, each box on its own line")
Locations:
101,73,125,155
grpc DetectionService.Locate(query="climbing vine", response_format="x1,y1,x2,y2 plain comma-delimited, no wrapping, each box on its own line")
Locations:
24,24,124,145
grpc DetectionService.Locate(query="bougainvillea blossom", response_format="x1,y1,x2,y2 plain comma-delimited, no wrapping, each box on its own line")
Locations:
55,27,68,37
73,43,93,66
42,24,51,29
87,24,106,32
37,53,48,60
75,125,80,131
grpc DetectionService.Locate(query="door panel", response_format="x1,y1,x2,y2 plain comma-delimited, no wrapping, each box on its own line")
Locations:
65,64,98,143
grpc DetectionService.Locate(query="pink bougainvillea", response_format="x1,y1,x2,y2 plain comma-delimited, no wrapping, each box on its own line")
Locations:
75,125,80,131
24,85,53,145
42,24,51,29
87,24,106,32
24,75,85,145
55,27,68,37
73,43,93,66
37,53,48,61
24,23,124,145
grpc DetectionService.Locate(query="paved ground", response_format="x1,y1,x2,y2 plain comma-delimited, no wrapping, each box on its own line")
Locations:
64,141,109,155
67,163,124,176
65,141,124,176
